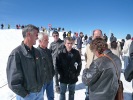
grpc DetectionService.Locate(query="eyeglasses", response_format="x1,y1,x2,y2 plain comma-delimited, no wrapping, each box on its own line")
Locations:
53,35,59,37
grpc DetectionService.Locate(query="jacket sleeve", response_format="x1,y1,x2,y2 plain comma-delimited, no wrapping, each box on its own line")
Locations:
6,51,28,97
129,41,133,58
49,43,52,53
84,53,87,62
51,54,55,76
118,42,122,55
76,51,82,76
122,41,128,54
56,52,63,75
77,37,80,48
82,61,101,86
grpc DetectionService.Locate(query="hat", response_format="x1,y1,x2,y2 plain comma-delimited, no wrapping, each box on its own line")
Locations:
126,34,131,40
111,37,117,42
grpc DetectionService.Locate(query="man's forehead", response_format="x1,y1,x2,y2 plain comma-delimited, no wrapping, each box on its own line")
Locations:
66,40,73,43
33,29,39,33
94,31,102,36
94,30,101,34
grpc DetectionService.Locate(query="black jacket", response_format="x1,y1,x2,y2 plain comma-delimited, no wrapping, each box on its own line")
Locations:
82,50,121,100
6,42,44,97
37,46,55,84
56,48,82,84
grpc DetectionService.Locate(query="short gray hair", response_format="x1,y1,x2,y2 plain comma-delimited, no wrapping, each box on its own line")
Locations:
22,24,39,38
38,32,48,41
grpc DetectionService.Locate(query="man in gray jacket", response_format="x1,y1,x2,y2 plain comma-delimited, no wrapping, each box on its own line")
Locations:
49,31,64,93
37,32,55,100
6,24,45,100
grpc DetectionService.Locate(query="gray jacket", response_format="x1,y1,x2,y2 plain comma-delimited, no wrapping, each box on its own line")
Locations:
49,38,64,66
6,42,44,97
37,46,55,84
82,49,121,100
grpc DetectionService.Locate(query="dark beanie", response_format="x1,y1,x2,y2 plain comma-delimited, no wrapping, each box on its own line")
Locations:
111,37,117,43
126,34,131,40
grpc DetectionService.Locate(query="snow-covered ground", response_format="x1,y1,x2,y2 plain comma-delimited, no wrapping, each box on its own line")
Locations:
0,29,132,100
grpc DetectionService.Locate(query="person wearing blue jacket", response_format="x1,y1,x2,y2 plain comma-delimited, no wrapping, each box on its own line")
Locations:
77,32,83,55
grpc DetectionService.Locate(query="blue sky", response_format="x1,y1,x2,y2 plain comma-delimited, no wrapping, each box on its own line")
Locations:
0,0,133,39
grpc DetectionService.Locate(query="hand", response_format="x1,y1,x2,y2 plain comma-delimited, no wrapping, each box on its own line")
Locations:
24,94,29,98
26,94,29,96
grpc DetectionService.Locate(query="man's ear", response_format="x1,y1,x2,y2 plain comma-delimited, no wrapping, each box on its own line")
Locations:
26,32,30,37
39,39,41,43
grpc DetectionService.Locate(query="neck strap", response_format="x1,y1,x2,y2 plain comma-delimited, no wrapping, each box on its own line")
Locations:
99,54,119,80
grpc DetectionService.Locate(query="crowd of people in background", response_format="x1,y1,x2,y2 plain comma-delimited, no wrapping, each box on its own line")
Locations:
1,23,25,29
5,24,133,100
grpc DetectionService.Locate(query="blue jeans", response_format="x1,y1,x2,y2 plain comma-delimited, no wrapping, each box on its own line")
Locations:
43,80,54,100
60,83,75,100
124,56,129,71
85,86,89,100
16,87,44,100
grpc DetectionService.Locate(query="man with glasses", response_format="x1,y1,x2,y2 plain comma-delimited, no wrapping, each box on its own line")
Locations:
49,31,64,93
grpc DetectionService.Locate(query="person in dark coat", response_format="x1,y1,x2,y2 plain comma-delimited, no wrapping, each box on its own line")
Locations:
37,32,55,100
63,32,66,40
103,33,108,42
56,37,82,100
77,32,83,55
87,36,92,45
84,34,88,45
8,24,10,29
1,23,4,29
6,24,45,100
110,33,114,42
49,31,64,93
84,35,88,41
82,38,121,100
120,39,125,50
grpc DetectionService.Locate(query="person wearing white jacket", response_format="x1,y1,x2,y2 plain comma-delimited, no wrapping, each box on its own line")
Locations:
122,34,132,71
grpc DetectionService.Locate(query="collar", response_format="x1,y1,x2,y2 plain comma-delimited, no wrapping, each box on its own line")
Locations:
20,42,34,58
103,49,111,55
24,43,34,52
62,47,73,53
54,38,62,43
38,46,47,51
